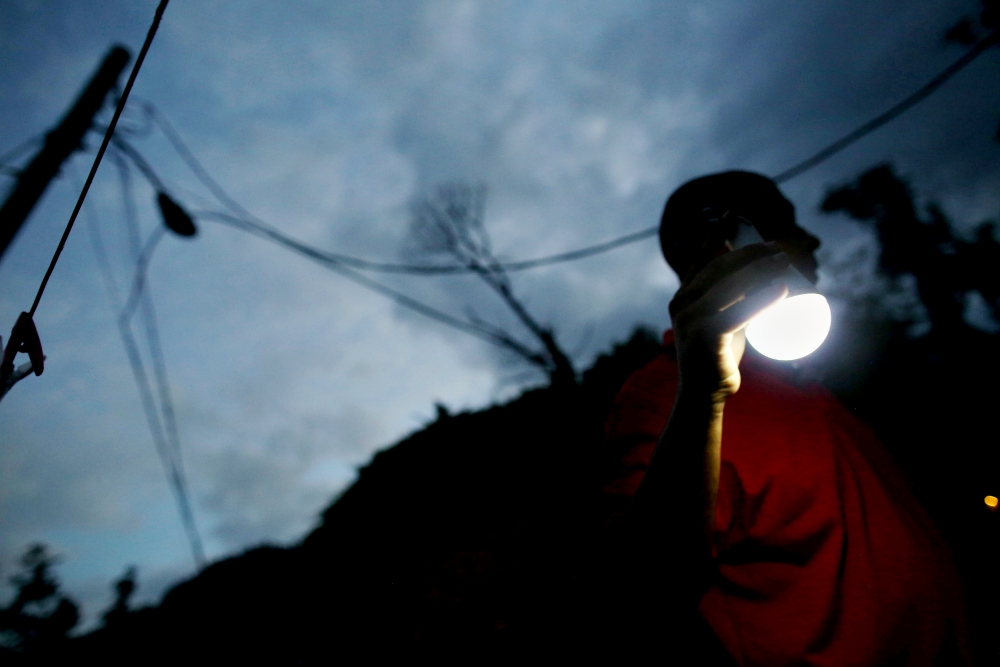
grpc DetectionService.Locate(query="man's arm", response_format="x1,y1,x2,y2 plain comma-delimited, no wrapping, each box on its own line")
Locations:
632,243,790,604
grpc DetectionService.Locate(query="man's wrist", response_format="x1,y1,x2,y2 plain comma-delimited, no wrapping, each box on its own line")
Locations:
676,378,730,407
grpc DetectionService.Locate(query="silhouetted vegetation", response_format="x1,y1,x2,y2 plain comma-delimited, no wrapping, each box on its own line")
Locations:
405,183,577,387
819,164,1000,664
0,545,79,663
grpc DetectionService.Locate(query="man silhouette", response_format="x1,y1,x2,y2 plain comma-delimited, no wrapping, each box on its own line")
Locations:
601,171,969,665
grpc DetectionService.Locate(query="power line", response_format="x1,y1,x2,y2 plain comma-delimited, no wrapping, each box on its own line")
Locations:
194,207,657,275
136,28,999,277
111,135,165,191
123,244,206,569
119,225,166,326
27,0,169,318
146,29,994,275
199,210,546,362
113,12,1000,366
141,102,253,220
772,27,999,183
108,135,549,368
116,154,205,569
138,106,656,275
75,156,205,568
0,1,197,566
103,23,1000,367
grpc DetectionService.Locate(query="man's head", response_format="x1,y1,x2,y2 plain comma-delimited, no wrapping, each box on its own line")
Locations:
660,171,820,283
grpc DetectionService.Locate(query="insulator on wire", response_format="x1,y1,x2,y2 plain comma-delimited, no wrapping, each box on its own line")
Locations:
156,192,197,237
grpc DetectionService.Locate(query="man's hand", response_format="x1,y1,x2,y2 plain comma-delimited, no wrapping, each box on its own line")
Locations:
669,242,790,403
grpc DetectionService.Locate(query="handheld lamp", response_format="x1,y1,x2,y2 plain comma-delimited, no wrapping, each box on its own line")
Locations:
732,221,831,361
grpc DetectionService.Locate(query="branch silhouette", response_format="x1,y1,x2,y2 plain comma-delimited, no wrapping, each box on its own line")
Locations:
406,183,576,386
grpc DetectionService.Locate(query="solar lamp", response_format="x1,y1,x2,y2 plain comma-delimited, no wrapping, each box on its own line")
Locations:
731,219,831,361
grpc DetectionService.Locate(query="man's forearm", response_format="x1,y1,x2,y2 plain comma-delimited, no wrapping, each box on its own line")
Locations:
632,389,724,595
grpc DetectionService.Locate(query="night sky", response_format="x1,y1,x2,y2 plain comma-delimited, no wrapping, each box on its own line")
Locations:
1,0,998,629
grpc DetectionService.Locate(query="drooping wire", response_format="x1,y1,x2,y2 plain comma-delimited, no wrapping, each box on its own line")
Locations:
111,135,166,192
106,22,1000,370
27,0,169,318
137,106,656,274
75,155,204,569
198,210,546,362
772,27,999,183
137,28,999,276
109,134,549,378
79,168,123,306
112,12,1000,364
119,225,166,326
107,137,549,371
111,150,206,569
141,102,254,220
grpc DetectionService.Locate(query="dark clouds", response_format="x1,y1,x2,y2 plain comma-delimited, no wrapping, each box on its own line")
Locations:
1,0,997,628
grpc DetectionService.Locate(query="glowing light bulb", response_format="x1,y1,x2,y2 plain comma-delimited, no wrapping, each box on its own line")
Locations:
727,217,832,361
986,495,998,510
746,293,831,361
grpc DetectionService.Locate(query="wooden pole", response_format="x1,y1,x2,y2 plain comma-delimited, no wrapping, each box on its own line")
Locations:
0,46,130,260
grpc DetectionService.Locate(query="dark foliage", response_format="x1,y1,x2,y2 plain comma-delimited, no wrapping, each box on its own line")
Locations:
0,544,79,663
406,182,577,387
101,567,136,628
821,164,1000,663
822,164,1000,331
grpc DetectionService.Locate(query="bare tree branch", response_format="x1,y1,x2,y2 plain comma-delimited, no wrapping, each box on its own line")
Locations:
407,183,576,387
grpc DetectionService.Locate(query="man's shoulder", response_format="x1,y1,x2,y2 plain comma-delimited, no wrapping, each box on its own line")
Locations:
613,345,678,410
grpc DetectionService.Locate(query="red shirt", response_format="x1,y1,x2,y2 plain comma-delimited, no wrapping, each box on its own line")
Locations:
602,331,969,666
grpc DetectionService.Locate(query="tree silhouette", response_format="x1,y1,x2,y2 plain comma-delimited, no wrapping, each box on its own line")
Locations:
101,566,137,628
406,183,577,388
822,163,1000,332
0,544,79,657
821,163,1000,663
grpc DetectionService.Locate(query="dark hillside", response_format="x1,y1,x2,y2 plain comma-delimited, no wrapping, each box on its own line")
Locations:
68,330,665,663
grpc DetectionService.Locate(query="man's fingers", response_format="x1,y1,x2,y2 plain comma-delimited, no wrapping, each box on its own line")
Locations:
672,243,785,316
718,283,789,334
684,253,790,321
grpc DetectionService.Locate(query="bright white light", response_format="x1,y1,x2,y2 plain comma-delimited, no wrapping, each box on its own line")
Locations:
746,293,831,361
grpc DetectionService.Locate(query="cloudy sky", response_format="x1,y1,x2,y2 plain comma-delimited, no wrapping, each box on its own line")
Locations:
1,0,997,628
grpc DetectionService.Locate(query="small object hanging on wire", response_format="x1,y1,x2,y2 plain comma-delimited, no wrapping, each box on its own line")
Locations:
0,312,45,402
157,192,196,237
1,312,45,377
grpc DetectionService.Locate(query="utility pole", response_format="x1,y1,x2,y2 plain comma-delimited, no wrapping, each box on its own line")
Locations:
0,46,130,261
